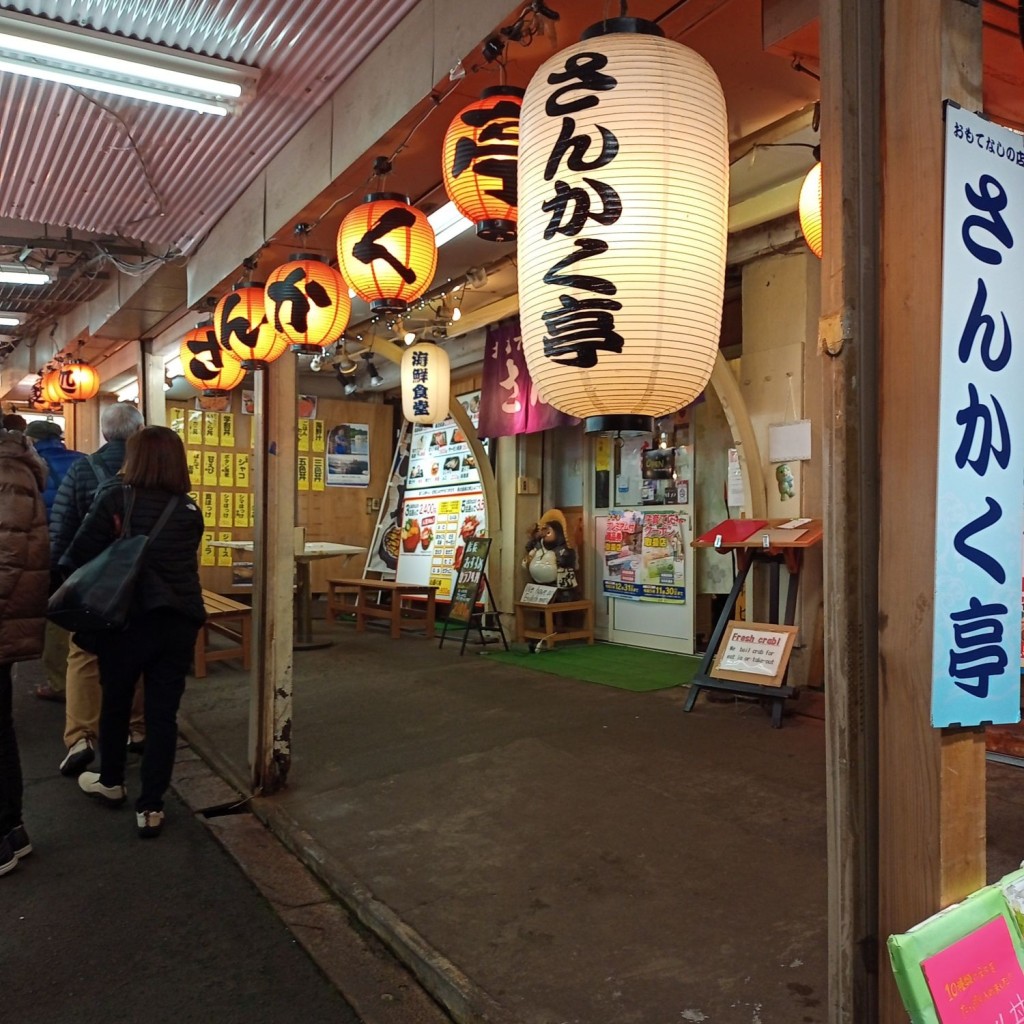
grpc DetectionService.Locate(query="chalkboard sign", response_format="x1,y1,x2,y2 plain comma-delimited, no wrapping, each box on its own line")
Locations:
447,537,491,626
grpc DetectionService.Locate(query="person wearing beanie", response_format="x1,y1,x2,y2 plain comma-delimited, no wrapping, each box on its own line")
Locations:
24,420,84,702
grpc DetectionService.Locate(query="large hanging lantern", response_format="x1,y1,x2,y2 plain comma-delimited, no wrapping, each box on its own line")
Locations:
41,369,64,407
214,282,289,369
264,255,351,353
181,320,246,395
442,86,524,242
55,360,100,403
799,161,823,259
517,18,729,434
401,341,451,425
336,193,437,313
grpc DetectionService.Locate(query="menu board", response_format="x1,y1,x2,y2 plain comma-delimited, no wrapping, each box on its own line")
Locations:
396,414,487,600
448,537,491,625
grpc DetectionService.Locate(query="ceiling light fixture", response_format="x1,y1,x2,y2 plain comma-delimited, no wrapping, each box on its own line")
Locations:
342,379,358,396
363,354,384,387
0,9,259,116
0,315,22,327
0,264,49,286
427,200,474,248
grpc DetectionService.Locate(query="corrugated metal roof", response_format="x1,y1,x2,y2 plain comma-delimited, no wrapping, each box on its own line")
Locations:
0,0,420,250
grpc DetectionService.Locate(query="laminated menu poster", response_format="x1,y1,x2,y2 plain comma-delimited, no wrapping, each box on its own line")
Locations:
396,415,486,600
602,510,687,603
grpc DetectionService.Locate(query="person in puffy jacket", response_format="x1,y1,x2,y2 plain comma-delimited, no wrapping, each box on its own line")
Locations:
0,428,50,876
61,426,205,839
50,402,145,776
24,419,84,702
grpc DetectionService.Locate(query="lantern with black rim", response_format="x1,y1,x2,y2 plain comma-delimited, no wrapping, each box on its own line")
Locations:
264,255,351,354
55,359,100,403
442,86,524,242
401,340,451,425
214,282,288,369
517,17,729,435
181,320,246,395
336,193,437,314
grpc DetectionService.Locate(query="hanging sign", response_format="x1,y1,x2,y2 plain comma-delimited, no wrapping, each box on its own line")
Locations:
931,104,1024,728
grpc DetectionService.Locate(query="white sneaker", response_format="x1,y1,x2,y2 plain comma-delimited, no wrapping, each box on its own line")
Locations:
78,771,126,806
59,737,95,776
136,810,164,838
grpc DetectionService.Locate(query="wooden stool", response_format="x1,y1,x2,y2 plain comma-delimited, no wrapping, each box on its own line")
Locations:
514,599,595,648
330,578,437,639
195,590,252,678
325,578,361,622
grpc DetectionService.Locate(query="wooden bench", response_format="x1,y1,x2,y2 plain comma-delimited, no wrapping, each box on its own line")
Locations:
514,599,595,649
328,578,437,639
195,590,252,678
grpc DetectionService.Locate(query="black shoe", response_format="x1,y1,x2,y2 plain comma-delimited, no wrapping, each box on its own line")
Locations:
136,810,164,838
0,837,16,877
4,824,31,861
127,736,146,756
59,738,95,776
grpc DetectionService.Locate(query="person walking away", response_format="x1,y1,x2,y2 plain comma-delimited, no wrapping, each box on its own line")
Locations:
24,419,84,702
63,427,205,838
0,427,50,875
49,402,145,775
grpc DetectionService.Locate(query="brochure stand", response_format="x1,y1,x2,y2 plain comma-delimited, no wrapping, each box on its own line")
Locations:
683,517,823,728
438,537,509,655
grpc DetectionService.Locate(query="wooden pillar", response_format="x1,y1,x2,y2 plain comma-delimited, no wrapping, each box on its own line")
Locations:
249,353,297,793
878,2,984,1021
819,1,881,1019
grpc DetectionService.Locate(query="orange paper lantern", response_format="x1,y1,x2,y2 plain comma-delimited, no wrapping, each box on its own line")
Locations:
799,161,822,259
264,255,351,352
41,369,64,407
181,321,246,394
55,360,100,403
214,282,288,368
336,193,437,313
442,86,523,242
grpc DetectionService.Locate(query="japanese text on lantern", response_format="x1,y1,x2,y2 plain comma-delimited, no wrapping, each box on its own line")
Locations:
931,107,1024,727
539,52,624,369
410,349,430,419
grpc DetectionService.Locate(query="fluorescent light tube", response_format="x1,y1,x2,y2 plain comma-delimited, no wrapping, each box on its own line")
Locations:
0,9,259,116
0,265,49,285
428,201,473,247
0,315,22,326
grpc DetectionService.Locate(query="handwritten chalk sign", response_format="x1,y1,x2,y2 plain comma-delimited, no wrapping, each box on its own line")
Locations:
710,621,799,688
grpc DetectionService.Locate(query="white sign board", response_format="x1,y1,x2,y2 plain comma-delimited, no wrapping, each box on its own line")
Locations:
931,105,1024,728
710,621,798,688
520,583,557,605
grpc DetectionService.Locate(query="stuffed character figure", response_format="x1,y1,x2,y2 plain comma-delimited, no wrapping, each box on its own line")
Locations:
522,508,579,602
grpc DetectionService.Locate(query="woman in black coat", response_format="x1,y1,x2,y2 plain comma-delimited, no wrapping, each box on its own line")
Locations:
61,426,205,839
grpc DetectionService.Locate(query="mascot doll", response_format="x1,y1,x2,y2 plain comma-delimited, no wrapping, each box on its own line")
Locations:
522,508,579,603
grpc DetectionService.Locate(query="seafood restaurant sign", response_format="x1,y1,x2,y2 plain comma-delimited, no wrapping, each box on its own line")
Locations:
931,105,1024,728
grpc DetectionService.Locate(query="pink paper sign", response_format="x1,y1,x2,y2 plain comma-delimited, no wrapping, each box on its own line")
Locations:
921,916,1024,1022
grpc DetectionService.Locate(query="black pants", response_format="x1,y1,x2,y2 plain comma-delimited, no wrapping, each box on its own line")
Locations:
94,610,199,813
0,662,22,836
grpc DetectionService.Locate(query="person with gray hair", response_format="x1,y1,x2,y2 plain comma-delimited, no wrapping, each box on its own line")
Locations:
49,402,146,776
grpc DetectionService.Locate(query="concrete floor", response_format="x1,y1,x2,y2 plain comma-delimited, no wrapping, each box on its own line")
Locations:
179,618,1024,1024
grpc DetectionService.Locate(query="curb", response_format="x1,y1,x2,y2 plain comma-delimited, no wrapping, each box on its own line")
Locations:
178,711,517,1024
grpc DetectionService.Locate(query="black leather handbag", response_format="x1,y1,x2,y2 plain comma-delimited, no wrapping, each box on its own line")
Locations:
47,488,178,632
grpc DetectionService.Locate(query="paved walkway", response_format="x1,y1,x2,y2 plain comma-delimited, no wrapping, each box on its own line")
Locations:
4,658,450,1024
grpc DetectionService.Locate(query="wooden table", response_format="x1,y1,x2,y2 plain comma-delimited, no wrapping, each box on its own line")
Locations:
330,578,437,639
210,540,365,649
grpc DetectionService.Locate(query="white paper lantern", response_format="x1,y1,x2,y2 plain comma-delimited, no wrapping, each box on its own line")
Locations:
517,18,729,433
401,341,450,425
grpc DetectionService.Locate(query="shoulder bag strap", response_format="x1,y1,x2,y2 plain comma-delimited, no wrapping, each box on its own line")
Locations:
88,453,110,483
119,489,178,545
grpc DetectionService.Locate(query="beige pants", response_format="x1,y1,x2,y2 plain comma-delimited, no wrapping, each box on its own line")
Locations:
41,620,71,692
63,636,145,748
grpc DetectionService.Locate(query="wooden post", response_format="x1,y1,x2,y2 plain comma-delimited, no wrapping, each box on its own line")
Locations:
819,1,882,1019
878,2,984,1021
249,354,297,793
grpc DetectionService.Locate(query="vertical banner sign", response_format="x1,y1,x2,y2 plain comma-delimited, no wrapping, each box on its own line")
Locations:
932,105,1024,727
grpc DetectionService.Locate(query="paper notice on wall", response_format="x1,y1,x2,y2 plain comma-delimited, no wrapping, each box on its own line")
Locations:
726,448,745,508
767,420,812,463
